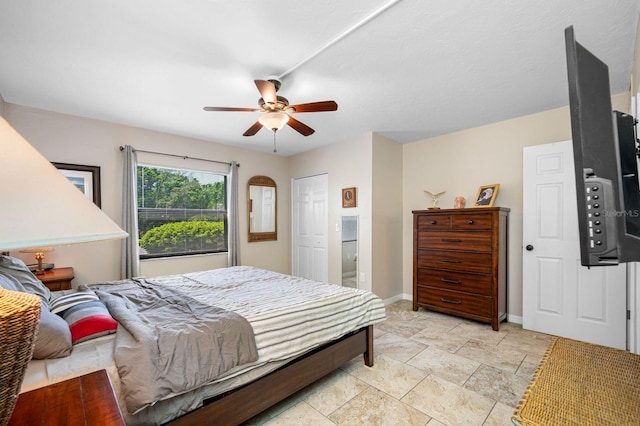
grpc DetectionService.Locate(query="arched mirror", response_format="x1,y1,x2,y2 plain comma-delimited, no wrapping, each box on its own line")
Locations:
248,175,277,242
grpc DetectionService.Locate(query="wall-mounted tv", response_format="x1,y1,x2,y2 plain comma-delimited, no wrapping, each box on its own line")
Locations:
565,25,640,267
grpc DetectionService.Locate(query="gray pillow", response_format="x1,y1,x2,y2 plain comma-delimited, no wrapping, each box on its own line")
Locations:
0,274,71,359
32,304,72,359
0,271,20,291
0,255,51,308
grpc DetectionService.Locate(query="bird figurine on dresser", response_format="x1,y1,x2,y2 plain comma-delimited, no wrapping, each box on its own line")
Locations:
424,190,445,209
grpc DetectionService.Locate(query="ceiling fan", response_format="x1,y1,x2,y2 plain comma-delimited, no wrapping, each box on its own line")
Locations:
203,79,338,137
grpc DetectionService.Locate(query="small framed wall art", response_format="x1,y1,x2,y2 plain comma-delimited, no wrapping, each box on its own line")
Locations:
342,187,357,208
52,162,102,207
473,184,499,207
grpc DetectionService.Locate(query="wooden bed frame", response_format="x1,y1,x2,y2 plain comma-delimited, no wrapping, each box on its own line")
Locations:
168,325,374,426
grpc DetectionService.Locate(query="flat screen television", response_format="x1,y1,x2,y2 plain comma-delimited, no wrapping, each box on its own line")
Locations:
565,25,640,266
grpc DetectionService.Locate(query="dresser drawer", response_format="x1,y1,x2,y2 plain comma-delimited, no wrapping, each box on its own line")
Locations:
417,231,493,252
416,268,492,296
417,214,451,231
417,250,493,274
451,213,493,230
417,287,492,318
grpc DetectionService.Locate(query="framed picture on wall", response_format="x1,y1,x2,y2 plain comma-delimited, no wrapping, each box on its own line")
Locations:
342,187,357,208
52,162,102,207
473,184,499,207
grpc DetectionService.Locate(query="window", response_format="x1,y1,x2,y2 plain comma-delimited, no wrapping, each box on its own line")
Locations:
137,164,227,259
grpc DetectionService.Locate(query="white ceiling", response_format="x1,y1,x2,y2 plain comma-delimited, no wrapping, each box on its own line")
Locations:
1,1,639,156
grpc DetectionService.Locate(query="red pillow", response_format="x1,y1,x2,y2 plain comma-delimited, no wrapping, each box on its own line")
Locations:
51,291,117,344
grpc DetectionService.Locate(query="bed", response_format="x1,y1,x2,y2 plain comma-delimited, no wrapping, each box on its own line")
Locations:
18,265,386,425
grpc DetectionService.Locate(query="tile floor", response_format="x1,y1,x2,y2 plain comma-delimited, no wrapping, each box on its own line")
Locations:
243,300,553,426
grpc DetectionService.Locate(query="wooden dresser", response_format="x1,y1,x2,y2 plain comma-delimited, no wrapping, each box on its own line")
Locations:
412,207,509,330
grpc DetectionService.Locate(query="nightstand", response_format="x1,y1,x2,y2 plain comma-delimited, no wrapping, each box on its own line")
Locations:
8,370,124,425
37,267,74,291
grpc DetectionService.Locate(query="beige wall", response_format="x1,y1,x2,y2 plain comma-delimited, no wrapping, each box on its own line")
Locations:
287,132,405,301
372,134,403,300
402,93,630,320
5,104,291,286
289,133,374,291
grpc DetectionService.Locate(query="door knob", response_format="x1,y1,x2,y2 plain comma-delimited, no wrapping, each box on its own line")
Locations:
526,244,534,251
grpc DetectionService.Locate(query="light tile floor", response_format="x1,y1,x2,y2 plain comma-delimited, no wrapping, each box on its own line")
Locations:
243,300,553,426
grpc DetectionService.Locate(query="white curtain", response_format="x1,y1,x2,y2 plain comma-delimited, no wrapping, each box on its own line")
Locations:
121,145,140,279
227,161,240,267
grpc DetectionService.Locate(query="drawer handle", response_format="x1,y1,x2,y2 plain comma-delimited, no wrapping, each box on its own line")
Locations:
430,220,437,225
441,259,461,263
468,220,474,224
441,238,462,243
440,278,462,285
441,297,462,305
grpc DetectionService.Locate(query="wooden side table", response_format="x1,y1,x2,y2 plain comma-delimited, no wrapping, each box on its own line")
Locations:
37,267,74,291
8,370,124,426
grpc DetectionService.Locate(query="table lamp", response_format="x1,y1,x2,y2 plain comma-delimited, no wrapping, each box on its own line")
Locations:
0,117,127,424
18,247,54,275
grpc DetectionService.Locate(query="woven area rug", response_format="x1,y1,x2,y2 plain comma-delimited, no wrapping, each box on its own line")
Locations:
512,337,640,425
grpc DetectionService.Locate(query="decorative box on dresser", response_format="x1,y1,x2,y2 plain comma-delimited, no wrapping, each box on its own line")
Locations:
412,207,509,331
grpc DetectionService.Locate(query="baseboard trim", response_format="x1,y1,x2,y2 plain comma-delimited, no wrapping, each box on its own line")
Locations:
382,294,408,305
508,314,523,324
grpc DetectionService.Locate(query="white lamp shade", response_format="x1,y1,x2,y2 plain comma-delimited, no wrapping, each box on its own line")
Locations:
258,111,290,131
0,118,128,250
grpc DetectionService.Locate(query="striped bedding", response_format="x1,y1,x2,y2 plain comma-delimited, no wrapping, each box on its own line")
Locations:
22,266,385,425
121,266,385,423
27,266,386,424
141,266,387,365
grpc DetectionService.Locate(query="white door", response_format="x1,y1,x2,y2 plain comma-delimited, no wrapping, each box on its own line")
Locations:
292,174,328,282
523,140,627,349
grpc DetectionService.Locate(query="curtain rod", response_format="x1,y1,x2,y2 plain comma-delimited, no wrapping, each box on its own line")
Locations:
119,146,238,167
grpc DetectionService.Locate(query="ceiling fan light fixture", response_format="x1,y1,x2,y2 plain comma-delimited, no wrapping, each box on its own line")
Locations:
259,111,289,132
204,79,336,137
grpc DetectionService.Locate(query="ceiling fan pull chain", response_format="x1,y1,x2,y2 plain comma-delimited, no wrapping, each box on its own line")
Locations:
273,131,277,153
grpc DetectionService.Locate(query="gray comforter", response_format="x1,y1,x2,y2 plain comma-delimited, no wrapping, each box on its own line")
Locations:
89,279,258,414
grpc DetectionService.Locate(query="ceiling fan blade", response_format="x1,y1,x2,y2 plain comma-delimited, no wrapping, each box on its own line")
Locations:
287,116,315,136
288,101,338,113
203,106,259,112
243,121,263,136
254,80,277,107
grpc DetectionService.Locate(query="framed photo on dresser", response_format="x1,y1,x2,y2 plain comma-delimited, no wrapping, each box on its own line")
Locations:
473,184,499,207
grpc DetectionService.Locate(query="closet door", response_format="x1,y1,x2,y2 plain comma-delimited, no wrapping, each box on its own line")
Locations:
292,174,328,283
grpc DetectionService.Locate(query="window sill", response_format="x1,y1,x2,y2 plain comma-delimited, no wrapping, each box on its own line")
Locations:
140,251,227,263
